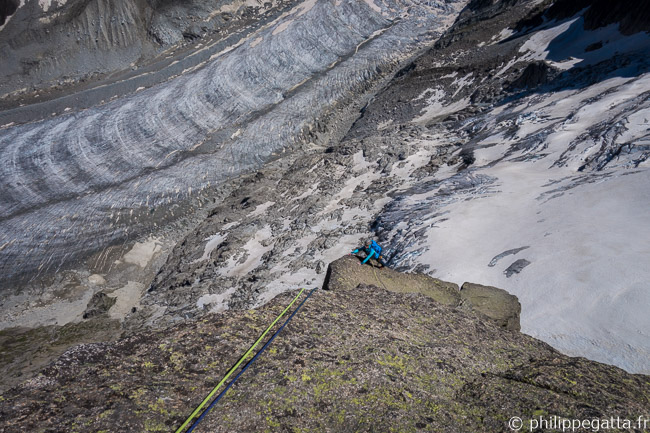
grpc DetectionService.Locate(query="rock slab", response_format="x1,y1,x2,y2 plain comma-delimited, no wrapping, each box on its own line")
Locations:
459,282,521,331
1,282,647,432
325,255,521,331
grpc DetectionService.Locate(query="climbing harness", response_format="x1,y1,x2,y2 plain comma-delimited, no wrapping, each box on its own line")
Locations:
175,287,317,433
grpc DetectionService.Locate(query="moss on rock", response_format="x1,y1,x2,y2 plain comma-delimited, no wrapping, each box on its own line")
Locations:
1,272,647,432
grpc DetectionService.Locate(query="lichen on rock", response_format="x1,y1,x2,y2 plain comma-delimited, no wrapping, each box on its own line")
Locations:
1,262,647,433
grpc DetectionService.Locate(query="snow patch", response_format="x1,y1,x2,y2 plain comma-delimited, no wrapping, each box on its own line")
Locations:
88,274,106,285
273,20,293,35
417,167,650,373
451,73,474,98
196,287,238,312
39,0,61,13
386,71,650,373
377,119,394,130
490,28,514,45
192,233,227,264
319,170,380,215
414,97,470,123
122,238,162,268
352,150,373,173
249,201,275,217
222,221,239,230
224,225,273,277
390,150,430,178
108,281,145,320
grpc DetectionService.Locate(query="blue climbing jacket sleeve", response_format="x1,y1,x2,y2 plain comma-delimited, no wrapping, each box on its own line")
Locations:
361,249,376,264
351,248,360,254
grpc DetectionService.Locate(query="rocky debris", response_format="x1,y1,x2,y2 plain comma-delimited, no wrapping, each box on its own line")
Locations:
140,124,460,324
459,282,521,331
82,291,117,319
504,258,532,278
346,0,541,138
0,319,120,393
1,274,648,432
509,60,557,89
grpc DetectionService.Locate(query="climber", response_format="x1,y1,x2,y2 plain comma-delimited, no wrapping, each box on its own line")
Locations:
351,239,386,268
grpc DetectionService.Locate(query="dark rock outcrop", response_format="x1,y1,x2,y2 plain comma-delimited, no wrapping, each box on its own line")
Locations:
0,0,19,26
519,0,650,35
510,60,556,89
82,292,116,319
504,258,532,278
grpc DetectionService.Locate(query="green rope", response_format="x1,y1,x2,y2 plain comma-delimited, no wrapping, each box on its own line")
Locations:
372,264,389,292
174,287,306,433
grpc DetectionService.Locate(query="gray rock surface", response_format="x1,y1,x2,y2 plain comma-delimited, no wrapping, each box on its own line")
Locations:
0,278,647,432
504,258,532,278
459,281,521,331
82,291,116,319
325,255,462,307
326,255,522,332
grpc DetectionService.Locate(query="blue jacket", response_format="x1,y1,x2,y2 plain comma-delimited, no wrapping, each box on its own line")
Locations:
351,243,385,266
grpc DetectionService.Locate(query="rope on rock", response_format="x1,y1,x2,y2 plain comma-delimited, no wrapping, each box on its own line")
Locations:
174,287,307,433
184,287,318,433
372,264,389,292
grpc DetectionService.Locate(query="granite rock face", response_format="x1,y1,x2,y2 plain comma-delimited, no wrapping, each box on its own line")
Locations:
459,282,521,331
0,271,647,432
325,255,462,307
326,256,521,331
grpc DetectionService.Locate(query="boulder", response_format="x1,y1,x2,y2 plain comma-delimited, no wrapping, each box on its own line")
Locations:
324,255,461,307
82,292,117,319
459,282,521,331
325,256,521,331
